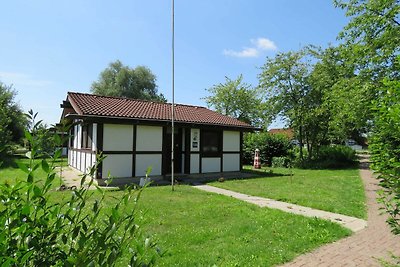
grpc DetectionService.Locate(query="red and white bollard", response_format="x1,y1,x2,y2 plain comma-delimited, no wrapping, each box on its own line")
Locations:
253,148,261,169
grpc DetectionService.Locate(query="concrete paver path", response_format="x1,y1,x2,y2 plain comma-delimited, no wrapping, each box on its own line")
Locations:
194,184,367,232
281,157,400,266
194,156,400,266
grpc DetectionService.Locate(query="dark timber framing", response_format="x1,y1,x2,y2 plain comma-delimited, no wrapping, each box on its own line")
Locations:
65,116,252,180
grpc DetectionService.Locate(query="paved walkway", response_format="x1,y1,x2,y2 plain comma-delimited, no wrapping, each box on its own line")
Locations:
281,157,400,266
194,184,367,232
194,156,400,266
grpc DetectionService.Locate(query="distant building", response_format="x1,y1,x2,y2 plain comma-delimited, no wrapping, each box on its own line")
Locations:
268,128,294,139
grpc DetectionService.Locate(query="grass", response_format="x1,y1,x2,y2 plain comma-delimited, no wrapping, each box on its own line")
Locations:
209,166,366,219
110,185,351,266
0,156,65,187
0,157,352,266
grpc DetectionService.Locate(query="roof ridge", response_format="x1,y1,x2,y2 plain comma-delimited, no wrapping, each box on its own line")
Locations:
67,91,208,109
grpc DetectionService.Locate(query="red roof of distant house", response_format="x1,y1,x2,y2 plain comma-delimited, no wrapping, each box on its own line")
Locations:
268,128,294,139
62,92,254,129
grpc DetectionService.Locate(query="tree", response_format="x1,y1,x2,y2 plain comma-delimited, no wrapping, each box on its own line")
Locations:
91,60,166,102
258,49,312,160
0,82,26,160
204,75,261,126
308,46,373,145
370,78,400,235
334,0,400,235
334,0,400,79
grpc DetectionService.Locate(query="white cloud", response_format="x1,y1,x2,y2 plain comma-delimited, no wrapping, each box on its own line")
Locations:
223,47,259,58
223,37,277,58
0,71,52,88
251,38,277,51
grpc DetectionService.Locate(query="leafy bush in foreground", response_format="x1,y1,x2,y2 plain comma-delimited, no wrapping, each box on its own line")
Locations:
0,113,159,266
370,79,400,235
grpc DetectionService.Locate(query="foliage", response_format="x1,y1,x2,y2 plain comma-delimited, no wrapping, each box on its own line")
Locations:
243,132,292,166
0,82,26,160
25,110,57,157
334,0,400,79
296,145,357,169
335,0,400,236
308,46,374,145
0,114,159,266
258,49,313,160
213,166,366,218
271,156,291,168
370,79,400,234
91,60,166,102
204,74,261,126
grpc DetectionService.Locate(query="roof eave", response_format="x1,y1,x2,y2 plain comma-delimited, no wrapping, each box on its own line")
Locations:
65,114,257,131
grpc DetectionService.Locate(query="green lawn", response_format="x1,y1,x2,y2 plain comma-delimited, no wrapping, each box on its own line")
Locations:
0,158,352,266
0,157,65,186
209,166,366,219
114,185,351,266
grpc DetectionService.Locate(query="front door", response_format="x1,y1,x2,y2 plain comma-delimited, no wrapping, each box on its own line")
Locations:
164,127,182,174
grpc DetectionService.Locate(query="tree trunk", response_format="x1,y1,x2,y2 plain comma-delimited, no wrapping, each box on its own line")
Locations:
299,125,304,161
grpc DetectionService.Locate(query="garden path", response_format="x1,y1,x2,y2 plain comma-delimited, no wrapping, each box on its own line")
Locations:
195,156,400,266
280,156,400,266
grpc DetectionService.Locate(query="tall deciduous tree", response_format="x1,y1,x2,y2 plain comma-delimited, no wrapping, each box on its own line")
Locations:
309,46,373,145
204,75,261,126
258,49,312,160
334,0,400,79
0,82,26,159
91,60,166,102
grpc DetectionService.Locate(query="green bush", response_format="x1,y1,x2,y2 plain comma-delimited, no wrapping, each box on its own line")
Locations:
0,113,160,266
295,145,357,169
370,79,400,235
243,132,292,166
271,156,291,168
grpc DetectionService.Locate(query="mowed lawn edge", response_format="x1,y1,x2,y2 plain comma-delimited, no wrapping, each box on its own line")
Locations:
117,185,350,266
209,166,367,219
1,161,352,266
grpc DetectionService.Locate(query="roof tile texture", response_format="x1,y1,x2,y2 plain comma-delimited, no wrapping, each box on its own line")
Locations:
67,92,253,128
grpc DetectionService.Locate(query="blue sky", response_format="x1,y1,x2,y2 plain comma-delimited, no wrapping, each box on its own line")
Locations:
0,1,348,127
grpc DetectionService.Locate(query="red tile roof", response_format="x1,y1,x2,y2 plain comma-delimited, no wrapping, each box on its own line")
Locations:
64,92,254,129
268,128,294,139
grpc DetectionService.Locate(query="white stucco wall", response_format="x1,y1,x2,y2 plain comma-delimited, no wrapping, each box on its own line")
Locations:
92,123,97,152
103,124,133,151
77,151,82,171
190,154,200,173
135,154,162,176
136,126,163,151
85,153,93,173
223,154,240,172
74,124,80,149
102,154,133,178
202,157,220,173
223,131,240,152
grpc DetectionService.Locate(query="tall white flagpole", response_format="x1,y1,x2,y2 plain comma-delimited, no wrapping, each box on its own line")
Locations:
171,0,175,191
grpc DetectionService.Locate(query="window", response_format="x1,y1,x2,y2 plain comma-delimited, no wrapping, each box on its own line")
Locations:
201,130,221,156
69,127,75,148
81,124,93,149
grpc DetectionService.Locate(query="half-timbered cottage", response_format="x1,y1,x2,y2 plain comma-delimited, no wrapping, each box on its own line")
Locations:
60,92,255,184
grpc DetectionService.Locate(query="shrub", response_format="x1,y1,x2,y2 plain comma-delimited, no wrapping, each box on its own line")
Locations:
295,145,357,169
243,132,292,166
370,79,400,235
0,113,160,266
271,156,291,168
